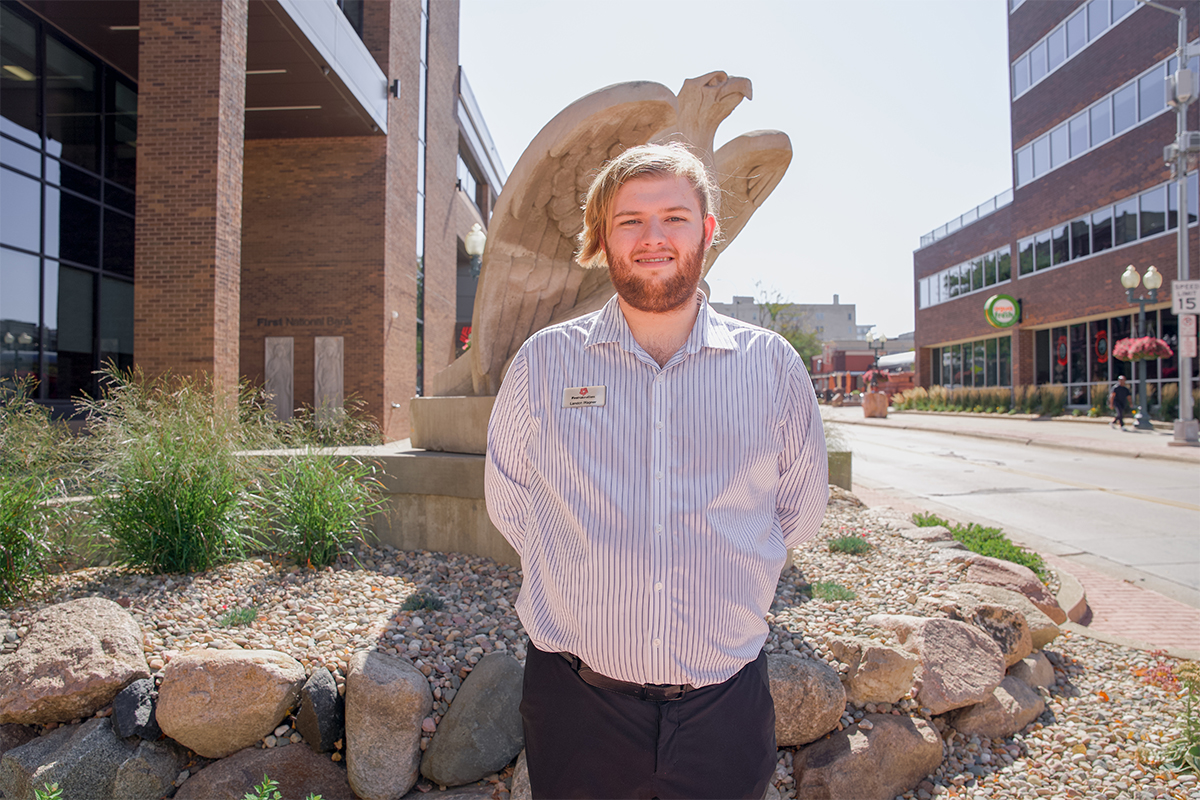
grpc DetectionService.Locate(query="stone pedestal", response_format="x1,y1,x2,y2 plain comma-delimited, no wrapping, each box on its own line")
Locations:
410,396,495,454
862,391,888,418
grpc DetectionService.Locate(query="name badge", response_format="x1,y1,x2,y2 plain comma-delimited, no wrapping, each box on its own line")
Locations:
563,385,606,408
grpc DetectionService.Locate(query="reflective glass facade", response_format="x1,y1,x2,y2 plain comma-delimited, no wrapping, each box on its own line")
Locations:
1,2,136,403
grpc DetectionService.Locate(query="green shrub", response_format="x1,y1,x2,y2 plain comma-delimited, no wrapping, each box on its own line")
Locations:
912,511,950,528
810,581,856,602
34,783,62,800
0,477,56,606
219,605,259,627
402,590,444,611
950,522,1046,579
1090,384,1110,416
242,774,323,800
264,455,384,568
1159,383,1180,422
277,396,383,448
0,378,81,490
79,367,267,574
828,535,871,555
1040,385,1066,417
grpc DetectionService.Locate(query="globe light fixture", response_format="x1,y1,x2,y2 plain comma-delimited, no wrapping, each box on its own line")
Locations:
1120,265,1161,431
465,223,487,278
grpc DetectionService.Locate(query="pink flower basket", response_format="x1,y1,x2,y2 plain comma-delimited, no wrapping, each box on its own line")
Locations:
1112,336,1173,362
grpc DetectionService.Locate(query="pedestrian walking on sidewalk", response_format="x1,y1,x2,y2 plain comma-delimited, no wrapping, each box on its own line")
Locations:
485,143,829,799
1110,375,1132,430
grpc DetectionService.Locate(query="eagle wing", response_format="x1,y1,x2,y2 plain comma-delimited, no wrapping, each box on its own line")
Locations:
465,81,679,395
705,130,793,276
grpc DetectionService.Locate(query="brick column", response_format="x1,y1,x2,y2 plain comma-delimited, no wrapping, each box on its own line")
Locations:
1013,328,1035,387
135,0,247,394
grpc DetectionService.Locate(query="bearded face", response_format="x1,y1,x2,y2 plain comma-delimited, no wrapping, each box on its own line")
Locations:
606,233,706,314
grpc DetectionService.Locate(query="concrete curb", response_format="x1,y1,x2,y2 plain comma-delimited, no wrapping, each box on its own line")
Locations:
1054,566,1091,625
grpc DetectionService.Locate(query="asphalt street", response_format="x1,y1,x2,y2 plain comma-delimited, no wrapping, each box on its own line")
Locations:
833,417,1200,608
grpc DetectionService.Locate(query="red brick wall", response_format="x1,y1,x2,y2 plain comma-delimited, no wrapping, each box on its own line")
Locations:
134,0,247,394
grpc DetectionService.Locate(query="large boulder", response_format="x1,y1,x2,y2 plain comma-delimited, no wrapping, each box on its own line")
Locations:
900,525,954,543
940,601,1032,668
0,717,182,800
174,744,356,800
964,556,1066,624
1008,651,1055,690
793,714,944,800
826,636,919,705
953,582,1060,649
345,650,432,800
0,725,37,758
952,676,1046,739
767,654,846,746
111,678,161,741
156,649,305,759
295,667,344,754
0,598,149,725
866,615,1004,715
421,652,524,787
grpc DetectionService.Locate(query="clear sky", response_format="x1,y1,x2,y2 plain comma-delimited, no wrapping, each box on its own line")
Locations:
457,0,1014,338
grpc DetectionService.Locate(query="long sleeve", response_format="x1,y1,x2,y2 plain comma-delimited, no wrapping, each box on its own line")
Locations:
484,350,532,555
776,356,829,549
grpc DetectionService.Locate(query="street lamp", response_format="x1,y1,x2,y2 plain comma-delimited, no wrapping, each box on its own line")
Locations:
1121,265,1163,431
866,328,887,368
465,223,487,278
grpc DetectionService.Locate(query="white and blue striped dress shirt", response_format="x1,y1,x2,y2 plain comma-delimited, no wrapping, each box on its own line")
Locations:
485,293,829,688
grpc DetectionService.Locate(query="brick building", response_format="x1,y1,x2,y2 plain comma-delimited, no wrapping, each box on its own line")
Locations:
0,0,503,441
914,0,1198,410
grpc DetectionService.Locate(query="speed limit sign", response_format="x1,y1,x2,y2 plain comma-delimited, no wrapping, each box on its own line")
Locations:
1174,280,1200,314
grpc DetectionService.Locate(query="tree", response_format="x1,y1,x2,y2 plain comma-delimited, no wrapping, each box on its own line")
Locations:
754,284,824,367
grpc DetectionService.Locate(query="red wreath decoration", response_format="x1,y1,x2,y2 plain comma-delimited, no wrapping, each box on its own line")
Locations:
1112,336,1173,362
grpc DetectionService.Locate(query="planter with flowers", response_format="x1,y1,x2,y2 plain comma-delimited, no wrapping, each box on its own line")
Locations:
1112,336,1173,362
861,369,889,419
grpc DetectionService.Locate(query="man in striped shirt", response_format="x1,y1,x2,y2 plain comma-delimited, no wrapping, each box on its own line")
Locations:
485,142,828,799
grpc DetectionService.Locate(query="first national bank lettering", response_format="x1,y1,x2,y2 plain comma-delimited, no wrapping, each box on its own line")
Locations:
256,316,352,327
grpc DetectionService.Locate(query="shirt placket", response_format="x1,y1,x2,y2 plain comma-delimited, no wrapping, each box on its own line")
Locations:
648,366,671,677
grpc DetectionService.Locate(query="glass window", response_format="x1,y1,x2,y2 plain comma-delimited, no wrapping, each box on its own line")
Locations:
1047,27,1066,71
1019,237,1034,275
1014,55,1030,96
1114,197,1138,245
48,264,94,400
1035,231,1052,270
1035,329,1050,384
1016,146,1034,186
986,338,998,387
1092,208,1113,252
105,78,137,190
1112,83,1136,133
984,253,997,286
45,36,100,173
0,167,41,252
1066,10,1086,56
1052,225,1070,265
1090,100,1111,146
943,268,956,299
1090,319,1109,383
1071,219,1091,259
973,341,986,388
1,136,40,176
919,278,930,309
931,347,941,386
1030,41,1048,84
1050,124,1069,168
99,276,133,373
1033,135,1050,176
943,348,953,387
1112,0,1135,20
0,6,40,146
950,345,963,387
1052,326,1068,384
1191,171,1198,225
1069,113,1089,157
998,250,1012,282
49,191,100,266
0,247,41,387
103,210,134,277
1169,180,1179,229
971,259,984,292
1140,67,1165,121
1140,186,1166,238
1070,323,1087,385
998,336,1012,386
1087,0,1108,40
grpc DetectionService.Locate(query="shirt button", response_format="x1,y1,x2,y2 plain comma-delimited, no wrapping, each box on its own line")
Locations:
652,638,662,647
654,582,663,591
655,472,663,481
654,523,663,533
656,374,664,383
655,421,664,430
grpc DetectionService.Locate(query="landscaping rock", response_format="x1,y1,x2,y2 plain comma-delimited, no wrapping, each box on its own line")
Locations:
951,675,1046,739
0,597,149,725
156,649,305,759
964,556,1067,624
865,614,1005,715
0,725,37,759
793,713,944,800
952,582,1060,649
900,524,953,542
510,749,530,800
942,601,1032,667
345,650,432,800
1008,651,1055,689
295,667,344,753
767,653,846,746
421,652,524,787
174,744,355,800
112,678,161,741
827,636,920,705
0,717,179,800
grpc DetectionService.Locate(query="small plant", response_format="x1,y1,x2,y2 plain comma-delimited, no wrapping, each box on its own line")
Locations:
912,511,950,528
1162,660,1200,775
264,455,385,568
0,477,57,606
34,782,62,800
242,774,324,800
828,535,871,555
219,605,259,627
277,396,383,448
811,581,856,602
402,590,444,612
911,512,1046,579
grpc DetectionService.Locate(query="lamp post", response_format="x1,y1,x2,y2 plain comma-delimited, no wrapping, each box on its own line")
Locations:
866,328,887,369
1121,264,1163,431
465,223,487,278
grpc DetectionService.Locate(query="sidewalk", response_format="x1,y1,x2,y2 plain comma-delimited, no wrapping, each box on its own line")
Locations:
833,406,1200,660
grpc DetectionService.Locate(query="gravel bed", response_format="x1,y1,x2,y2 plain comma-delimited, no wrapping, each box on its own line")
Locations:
1,492,1196,799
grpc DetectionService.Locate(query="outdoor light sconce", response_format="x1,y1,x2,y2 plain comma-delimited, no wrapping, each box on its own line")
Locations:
1120,264,1165,431
1121,264,1162,303
465,223,487,278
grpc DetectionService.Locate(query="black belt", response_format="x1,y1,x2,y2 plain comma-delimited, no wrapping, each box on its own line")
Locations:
558,652,695,702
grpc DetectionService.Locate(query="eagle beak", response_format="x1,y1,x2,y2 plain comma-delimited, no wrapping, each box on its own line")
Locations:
720,76,753,103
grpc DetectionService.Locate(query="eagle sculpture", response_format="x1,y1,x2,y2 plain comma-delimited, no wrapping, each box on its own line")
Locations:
426,71,792,397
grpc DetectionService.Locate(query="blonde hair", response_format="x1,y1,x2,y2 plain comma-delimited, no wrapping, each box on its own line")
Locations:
575,142,720,269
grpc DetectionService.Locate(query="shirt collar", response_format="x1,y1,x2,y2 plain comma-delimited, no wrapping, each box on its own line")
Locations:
584,291,739,353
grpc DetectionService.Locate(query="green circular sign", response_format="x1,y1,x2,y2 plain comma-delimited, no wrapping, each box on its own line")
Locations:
984,294,1020,328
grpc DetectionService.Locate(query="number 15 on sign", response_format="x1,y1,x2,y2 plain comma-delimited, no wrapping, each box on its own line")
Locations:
1174,280,1200,314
